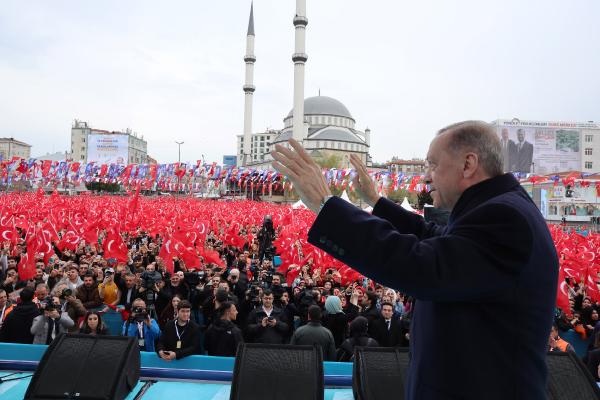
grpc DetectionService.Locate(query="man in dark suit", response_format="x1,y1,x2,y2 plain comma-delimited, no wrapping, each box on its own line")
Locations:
371,302,403,347
514,128,534,173
499,128,516,172
116,272,139,310
271,121,558,400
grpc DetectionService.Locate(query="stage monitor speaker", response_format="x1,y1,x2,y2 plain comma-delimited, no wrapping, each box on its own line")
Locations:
546,351,600,400
230,343,324,400
353,347,410,400
24,333,140,400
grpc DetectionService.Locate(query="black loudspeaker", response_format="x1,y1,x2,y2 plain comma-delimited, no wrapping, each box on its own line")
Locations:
24,334,140,400
230,343,324,400
353,347,410,400
546,351,600,400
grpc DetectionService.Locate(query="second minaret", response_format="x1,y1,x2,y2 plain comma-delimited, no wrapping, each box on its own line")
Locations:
291,0,308,143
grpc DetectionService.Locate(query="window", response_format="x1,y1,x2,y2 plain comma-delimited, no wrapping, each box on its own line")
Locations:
585,161,593,169
81,147,85,151
586,135,593,143
337,142,342,149
82,138,85,143
260,136,264,141
585,148,593,156
344,143,348,150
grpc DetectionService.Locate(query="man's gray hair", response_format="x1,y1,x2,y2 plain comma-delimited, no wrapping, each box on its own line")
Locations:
437,120,503,177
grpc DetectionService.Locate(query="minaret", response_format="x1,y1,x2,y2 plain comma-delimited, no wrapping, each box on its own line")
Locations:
242,2,256,165
292,0,308,142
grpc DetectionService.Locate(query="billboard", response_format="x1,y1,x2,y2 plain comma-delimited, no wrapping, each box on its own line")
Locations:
492,120,596,175
223,155,237,167
87,134,129,164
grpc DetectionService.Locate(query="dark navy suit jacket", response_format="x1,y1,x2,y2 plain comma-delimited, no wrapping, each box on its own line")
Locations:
308,173,558,399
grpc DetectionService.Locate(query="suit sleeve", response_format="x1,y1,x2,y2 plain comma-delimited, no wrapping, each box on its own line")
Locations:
308,197,533,302
372,197,445,239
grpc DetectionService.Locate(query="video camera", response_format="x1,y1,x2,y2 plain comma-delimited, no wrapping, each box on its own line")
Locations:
59,288,72,299
140,270,162,289
132,306,149,323
184,270,205,287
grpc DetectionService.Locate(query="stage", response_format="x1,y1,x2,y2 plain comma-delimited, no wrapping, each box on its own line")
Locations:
0,343,355,399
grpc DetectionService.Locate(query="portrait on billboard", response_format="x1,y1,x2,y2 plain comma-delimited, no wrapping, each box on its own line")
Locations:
496,124,581,175
498,127,534,173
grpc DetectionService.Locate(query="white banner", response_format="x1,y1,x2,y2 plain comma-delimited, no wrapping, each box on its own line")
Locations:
87,134,129,164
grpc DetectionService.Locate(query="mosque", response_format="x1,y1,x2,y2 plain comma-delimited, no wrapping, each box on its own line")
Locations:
236,1,372,169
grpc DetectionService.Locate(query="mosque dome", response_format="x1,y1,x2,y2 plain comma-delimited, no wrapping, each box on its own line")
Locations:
286,96,353,120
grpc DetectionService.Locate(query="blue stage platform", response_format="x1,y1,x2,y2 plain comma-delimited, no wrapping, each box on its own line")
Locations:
0,343,355,399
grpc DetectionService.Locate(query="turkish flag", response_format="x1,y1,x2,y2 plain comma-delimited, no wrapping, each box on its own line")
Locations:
56,230,81,252
159,235,175,274
556,267,571,314
18,244,38,281
103,229,129,263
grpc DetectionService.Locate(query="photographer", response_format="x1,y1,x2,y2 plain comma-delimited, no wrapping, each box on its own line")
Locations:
31,297,74,344
122,298,161,352
138,264,163,316
156,300,200,361
52,283,86,333
246,289,289,344
257,215,276,262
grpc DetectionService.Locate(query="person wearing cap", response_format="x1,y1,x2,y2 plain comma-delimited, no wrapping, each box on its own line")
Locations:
98,267,121,306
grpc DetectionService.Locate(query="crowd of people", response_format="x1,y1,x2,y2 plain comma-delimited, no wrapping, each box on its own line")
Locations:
552,278,600,381
0,216,413,362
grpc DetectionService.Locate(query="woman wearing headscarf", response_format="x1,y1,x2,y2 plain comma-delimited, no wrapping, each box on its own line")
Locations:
336,316,379,362
322,295,348,348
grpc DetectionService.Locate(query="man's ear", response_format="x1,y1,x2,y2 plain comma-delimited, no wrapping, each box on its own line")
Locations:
463,152,479,179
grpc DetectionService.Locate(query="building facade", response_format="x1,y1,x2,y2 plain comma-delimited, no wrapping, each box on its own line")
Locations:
237,129,279,165
387,158,426,175
71,120,148,164
0,138,31,160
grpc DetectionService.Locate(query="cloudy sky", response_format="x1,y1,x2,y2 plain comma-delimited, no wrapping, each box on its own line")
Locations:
1,0,599,164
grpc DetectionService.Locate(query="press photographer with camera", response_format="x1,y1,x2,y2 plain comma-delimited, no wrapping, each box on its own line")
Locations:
156,300,200,361
31,296,74,344
246,289,289,344
138,263,164,317
51,283,86,333
122,298,161,352
257,215,276,262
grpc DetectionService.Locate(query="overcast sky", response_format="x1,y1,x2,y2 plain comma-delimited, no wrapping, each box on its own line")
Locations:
1,0,599,164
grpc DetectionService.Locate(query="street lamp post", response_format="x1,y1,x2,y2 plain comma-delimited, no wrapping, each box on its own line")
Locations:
175,141,184,195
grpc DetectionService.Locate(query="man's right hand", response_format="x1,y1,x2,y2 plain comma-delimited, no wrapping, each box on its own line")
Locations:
261,317,269,327
349,154,380,207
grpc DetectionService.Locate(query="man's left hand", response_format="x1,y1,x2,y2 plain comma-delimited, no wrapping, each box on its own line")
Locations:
271,139,332,213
